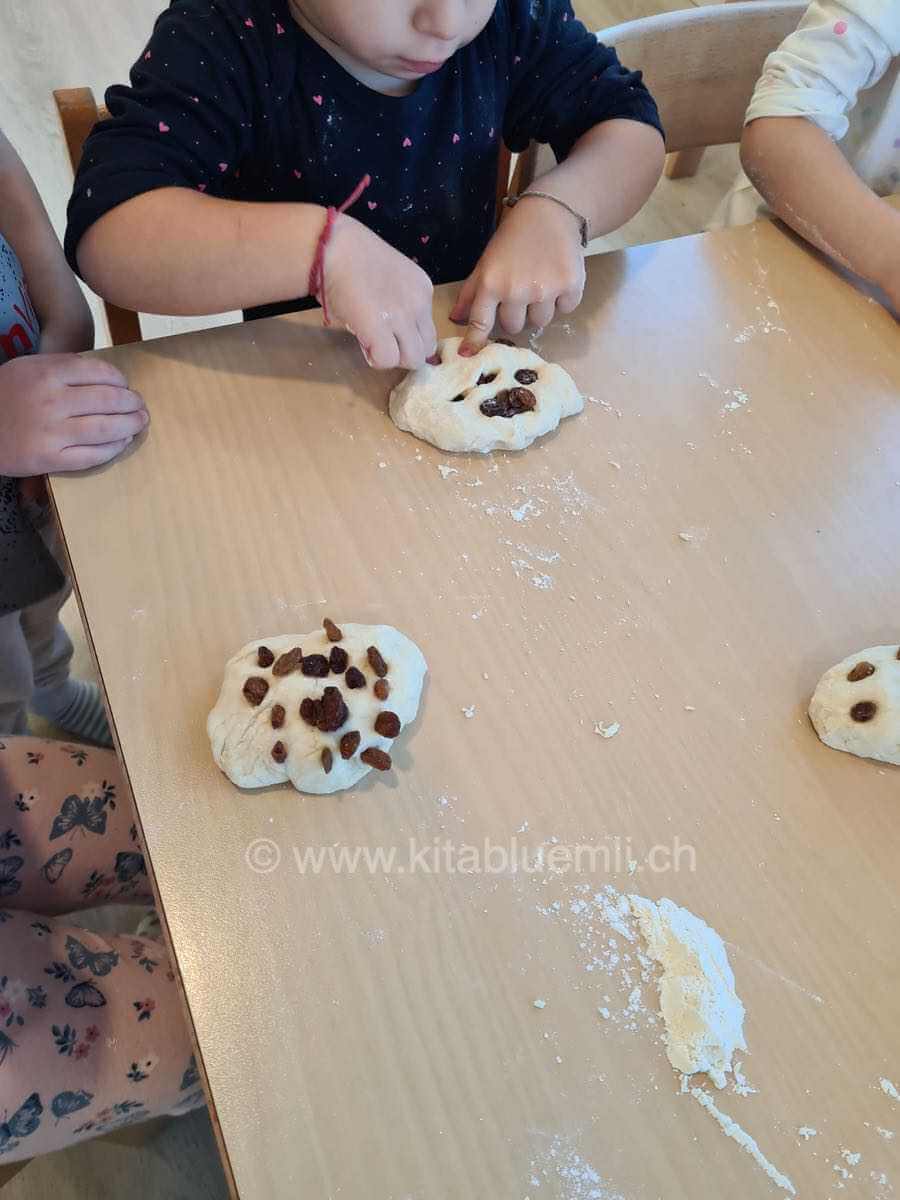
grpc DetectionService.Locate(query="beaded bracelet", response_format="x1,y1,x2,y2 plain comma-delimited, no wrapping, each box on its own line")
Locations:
502,190,589,248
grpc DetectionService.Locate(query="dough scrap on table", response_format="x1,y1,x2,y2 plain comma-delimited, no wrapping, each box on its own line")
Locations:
808,644,900,767
388,336,583,453
208,620,427,795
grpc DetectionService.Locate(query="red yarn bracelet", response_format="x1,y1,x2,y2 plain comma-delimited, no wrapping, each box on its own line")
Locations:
307,174,371,325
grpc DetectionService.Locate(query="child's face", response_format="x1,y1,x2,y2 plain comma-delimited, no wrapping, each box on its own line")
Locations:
291,1,496,83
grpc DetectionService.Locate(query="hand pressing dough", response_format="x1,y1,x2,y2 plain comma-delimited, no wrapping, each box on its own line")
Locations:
389,336,583,453
808,644,900,766
208,621,427,795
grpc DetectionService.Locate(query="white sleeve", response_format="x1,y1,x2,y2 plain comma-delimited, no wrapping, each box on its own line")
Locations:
745,0,900,141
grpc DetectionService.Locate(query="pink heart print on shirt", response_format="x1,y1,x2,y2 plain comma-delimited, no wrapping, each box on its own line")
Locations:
833,19,847,33
402,137,412,148
452,133,461,144
218,162,228,173
420,235,430,244
158,121,170,133
276,22,285,34
368,201,378,210
197,183,207,192
293,169,302,179
245,17,254,28
313,94,323,106
144,51,152,61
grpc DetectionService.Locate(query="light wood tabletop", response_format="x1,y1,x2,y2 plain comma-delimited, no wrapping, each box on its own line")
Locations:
51,214,899,1200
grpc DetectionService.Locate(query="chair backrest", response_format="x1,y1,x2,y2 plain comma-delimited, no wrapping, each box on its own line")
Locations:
513,1,805,192
600,1,805,152
54,87,143,346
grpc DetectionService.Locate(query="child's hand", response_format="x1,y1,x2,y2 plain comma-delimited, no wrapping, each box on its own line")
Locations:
451,199,586,355
325,217,438,369
0,354,148,476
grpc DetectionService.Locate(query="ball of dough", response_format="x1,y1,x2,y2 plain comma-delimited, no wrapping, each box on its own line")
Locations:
808,644,900,766
389,336,583,453
208,623,427,794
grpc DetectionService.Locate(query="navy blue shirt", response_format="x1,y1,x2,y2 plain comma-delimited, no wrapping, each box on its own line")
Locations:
65,0,662,318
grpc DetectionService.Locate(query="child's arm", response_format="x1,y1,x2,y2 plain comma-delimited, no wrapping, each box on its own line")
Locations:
67,2,435,369
0,131,93,354
741,117,900,309
456,0,664,350
739,0,900,310
454,118,664,350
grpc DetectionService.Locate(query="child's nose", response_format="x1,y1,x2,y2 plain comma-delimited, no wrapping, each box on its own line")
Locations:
413,0,464,43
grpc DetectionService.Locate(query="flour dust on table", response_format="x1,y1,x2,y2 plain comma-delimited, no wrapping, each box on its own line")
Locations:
208,620,427,794
809,645,900,767
389,337,583,453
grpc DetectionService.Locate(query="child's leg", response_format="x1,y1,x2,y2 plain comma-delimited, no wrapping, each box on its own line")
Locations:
0,612,33,737
0,738,153,916
20,518,112,749
0,910,204,1162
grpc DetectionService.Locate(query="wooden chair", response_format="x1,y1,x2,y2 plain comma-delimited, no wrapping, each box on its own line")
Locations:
509,1,805,199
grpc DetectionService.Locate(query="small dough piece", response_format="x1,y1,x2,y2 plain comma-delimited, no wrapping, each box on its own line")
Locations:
208,623,427,794
389,336,583,453
808,644,900,766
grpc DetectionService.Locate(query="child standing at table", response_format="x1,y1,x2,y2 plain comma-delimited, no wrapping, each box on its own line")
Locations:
729,1,899,312
0,129,148,745
0,737,203,1162
65,0,666,366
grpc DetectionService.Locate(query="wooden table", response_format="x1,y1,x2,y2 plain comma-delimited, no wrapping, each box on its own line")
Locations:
52,215,900,1200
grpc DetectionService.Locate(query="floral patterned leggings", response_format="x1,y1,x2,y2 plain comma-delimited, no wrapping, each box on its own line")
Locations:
0,738,202,1163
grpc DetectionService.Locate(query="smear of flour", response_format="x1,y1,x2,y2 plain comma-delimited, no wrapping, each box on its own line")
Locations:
798,1126,817,1140
528,1134,627,1200
690,1088,796,1197
880,1078,900,1101
629,896,746,1089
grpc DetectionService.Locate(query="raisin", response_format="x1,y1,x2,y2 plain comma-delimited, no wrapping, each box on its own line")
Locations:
374,678,390,701
479,387,536,419
300,697,322,727
493,337,514,347
367,645,389,677
515,368,538,385
318,686,348,732
345,666,366,689
374,711,401,738
301,654,329,677
450,393,467,403
321,747,333,774
850,701,877,723
271,740,287,763
847,662,876,682
340,731,361,759
361,747,392,771
329,646,349,674
477,371,498,385
257,646,275,668
897,647,900,661
243,677,269,706
323,618,343,642
426,351,442,366
272,647,303,676
271,704,286,730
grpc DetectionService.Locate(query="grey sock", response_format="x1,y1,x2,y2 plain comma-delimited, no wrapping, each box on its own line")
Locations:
30,679,113,748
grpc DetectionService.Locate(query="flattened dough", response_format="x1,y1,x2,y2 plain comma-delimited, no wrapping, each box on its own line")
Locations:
808,644,900,766
208,622,427,794
389,336,583,453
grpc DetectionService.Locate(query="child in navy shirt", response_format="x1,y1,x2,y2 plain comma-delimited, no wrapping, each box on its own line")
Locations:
66,0,664,366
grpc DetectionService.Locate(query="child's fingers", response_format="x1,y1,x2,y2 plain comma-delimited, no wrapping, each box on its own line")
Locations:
556,283,584,316
459,292,498,357
395,322,429,371
65,410,149,446
527,299,556,330
449,275,477,326
497,301,527,336
61,383,146,417
416,314,438,361
55,356,130,390
55,438,133,472
364,331,402,371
